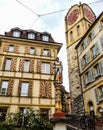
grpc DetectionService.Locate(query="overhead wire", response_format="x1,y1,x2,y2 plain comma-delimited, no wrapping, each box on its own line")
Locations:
16,0,40,17
15,0,103,28
88,0,103,5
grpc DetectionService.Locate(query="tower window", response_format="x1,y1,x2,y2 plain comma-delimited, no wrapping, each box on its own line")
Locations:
70,31,73,41
77,25,80,36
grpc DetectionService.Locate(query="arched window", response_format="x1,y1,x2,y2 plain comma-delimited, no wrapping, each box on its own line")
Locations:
77,25,80,36
70,31,73,41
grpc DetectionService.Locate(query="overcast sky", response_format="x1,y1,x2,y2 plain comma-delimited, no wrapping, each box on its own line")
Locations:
0,0,103,91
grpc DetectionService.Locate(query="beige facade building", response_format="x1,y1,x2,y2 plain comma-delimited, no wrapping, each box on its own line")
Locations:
65,3,96,114
76,12,103,116
0,27,62,120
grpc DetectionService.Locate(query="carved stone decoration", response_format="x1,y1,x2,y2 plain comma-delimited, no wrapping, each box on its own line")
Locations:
50,62,55,74
30,59,34,72
19,59,24,72
37,60,41,73
14,45,19,53
25,46,30,54
40,81,51,98
7,79,14,95
28,81,33,96
10,58,17,71
3,43,9,52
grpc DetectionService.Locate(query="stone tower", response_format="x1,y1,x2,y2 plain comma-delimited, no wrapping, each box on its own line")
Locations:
65,3,96,113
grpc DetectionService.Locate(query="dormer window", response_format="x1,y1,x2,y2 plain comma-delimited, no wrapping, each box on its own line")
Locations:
42,35,49,41
13,30,21,37
28,33,35,39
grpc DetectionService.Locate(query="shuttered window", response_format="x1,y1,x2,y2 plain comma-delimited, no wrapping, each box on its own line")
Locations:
100,36,103,50
91,42,100,58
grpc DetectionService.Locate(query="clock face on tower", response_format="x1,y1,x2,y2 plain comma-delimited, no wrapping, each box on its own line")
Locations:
67,9,79,25
84,8,95,22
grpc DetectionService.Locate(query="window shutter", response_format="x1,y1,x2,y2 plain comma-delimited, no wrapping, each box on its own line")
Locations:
10,58,17,71
82,75,86,87
19,59,24,72
37,60,41,73
85,53,90,64
80,58,83,69
7,79,14,95
95,42,100,55
100,36,103,50
95,89,99,103
88,69,95,83
91,68,95,82
99,61,103,75
28,81,33,97
29,59,34,72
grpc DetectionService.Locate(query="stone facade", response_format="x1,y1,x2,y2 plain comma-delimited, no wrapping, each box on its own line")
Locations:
0,27,62,119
